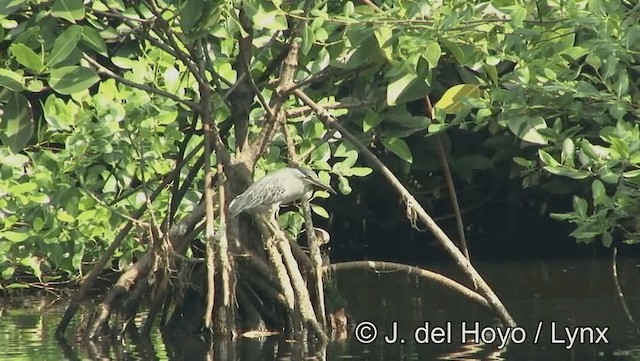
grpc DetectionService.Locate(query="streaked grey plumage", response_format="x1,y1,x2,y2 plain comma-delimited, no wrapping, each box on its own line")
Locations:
228,167,335,217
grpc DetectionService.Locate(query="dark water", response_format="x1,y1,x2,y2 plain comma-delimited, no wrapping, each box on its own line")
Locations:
2,257,640,360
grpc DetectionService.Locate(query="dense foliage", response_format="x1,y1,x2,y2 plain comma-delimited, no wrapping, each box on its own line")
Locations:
1,0,639,289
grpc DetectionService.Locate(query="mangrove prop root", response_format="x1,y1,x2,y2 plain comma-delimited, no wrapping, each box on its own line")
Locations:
301,200,327,329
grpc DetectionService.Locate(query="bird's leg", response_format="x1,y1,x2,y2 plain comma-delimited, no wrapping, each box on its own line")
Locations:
268,204,279,231
262,214,279,236
260,205,281,237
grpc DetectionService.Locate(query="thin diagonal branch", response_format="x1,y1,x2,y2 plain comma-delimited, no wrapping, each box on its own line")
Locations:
83,55,200,110
423,96,471,263
250,41,300,161
292,88,517,328
195,40,217,332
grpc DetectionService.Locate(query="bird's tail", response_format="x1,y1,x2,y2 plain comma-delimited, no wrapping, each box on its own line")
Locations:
228,196,242,217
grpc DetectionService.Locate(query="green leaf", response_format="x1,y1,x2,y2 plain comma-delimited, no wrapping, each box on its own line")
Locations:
9,43,43,72
51,0,85,23
0,92,34,153
343,150,359,167
31,193,50,204
77,209,97,222
48,25,82,67
538,149,560,167
343,1,354,16
313,190,331,199
0,0,27,17
310,143,331,164
337,175,352,195
311,205,329,219
510,5,527,27
513,157,534,167
428,123,448,133
442,40,465,64
561,138,575,167
433,84,480,114
1,267,15,280
180,0,203,33
0,230,29,243
544,166,590,179
603,55,619,80
550,212,574,221
385,110,430,130
543,68,558,80
608,102,627,120
573,196,588,218
351,167,373,177
334,143,353,158
9,182,37,195
580,139,608,160
302,119,324,139
560,46,589,61
614,72,629,98
0,68,24,91
374,26,393,60
56,210,75,223
72,244,84,271
484,64,499,84
386,72,429,106
423,41,441,68
608,137,628,159
251,7,287,31
591,179,606,205
21,256,42,279
362,110,382,133
598,167,619,184
508,116,548,145
602,232,613,247
43,94,74,130
571,228,598,242
111,57,136,69
0,151,29,168
80,25,108,56
381,137,413,163
302,23,315,55
49,66,99,95
5,283,30,289
318,170,332,186
622,169,640,178
26,79,44,92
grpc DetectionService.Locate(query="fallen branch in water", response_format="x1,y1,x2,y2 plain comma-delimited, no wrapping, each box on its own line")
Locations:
326,261,490,309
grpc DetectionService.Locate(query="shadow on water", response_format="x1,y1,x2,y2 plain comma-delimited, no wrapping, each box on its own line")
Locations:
1,256,640,360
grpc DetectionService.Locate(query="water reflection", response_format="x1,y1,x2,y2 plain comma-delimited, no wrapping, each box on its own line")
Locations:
1,257,640,360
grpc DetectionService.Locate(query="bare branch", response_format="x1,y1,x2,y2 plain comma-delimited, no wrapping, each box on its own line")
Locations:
249,41,300,161
286,97,384,118
359,0,382,12
82,55,200,110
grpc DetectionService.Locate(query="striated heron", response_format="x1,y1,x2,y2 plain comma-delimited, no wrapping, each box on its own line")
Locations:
228,166,336,218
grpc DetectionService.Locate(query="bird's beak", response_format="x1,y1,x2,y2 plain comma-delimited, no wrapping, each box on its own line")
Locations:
308,178,337,195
